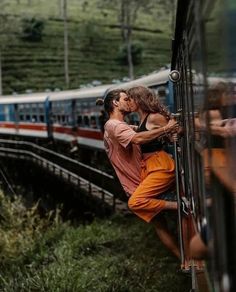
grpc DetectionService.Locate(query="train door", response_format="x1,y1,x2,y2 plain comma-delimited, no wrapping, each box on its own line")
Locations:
45,97,53,140
171,0,211,288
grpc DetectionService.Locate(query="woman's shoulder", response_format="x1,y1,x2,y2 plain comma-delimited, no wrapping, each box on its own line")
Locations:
147,113,168,126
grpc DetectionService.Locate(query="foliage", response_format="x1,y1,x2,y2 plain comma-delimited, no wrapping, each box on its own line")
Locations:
79,20,104,50
1,0,172,94
20,17,45,42
0,190,190,291
0,191,61,263
117,41,143,65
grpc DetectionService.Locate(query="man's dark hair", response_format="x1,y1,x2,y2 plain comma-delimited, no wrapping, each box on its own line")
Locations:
104,89,126,115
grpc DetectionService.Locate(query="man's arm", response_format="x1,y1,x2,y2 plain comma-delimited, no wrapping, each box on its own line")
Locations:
129,125,138,131
131,119,178,144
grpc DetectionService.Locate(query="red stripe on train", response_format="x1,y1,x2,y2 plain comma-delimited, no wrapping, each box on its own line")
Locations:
0,122,103,141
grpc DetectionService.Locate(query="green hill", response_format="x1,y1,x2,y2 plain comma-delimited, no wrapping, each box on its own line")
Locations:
1,0,174,94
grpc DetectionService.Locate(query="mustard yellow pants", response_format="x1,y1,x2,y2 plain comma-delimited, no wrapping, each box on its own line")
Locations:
128,150,176,223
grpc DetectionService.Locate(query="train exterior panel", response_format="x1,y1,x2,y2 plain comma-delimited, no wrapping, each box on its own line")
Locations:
172,0,236,291
0,69,172,150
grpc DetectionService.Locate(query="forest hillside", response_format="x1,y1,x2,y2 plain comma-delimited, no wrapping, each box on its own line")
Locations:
0,0,176,94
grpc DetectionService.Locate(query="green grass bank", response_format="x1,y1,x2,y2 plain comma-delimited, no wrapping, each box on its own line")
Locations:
0,191,190,291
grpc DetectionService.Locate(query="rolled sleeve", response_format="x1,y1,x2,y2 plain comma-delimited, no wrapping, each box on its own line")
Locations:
114,123,136,148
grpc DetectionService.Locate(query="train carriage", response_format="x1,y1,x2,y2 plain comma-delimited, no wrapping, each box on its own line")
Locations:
171,0,236,291
0,1,235,291
0,69,173,151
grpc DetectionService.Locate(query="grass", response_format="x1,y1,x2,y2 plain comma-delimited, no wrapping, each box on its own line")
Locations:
1,0,173,94
0,190,191,291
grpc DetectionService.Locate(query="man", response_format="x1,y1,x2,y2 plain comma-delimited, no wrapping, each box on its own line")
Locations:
100,88,181,258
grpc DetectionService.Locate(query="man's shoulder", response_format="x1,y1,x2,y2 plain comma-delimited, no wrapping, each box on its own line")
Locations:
105,119,127,130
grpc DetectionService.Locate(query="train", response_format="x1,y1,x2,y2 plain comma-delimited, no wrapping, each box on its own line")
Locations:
171,0,236,291
0,0,235,291
0,69,173,151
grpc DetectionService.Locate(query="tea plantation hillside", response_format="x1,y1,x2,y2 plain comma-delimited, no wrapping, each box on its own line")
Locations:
1,0,174,94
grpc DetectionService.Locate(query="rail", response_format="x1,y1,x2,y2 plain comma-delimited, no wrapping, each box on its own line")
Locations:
0,139,122,210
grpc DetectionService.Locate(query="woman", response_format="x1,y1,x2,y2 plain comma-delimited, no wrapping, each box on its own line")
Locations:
127,86,188,248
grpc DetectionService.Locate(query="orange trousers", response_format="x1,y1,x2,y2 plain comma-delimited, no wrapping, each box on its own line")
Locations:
128,150,176,223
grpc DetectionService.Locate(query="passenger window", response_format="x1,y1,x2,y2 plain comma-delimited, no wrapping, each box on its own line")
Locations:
77,115,83,125
84,116,89,127
90,116,97,128
32,115,37,122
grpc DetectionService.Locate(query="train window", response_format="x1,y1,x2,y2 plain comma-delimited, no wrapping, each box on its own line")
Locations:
158,86,167,104
77,115,83,125
90,116,97,128
83,115,89,127
82,102,88,109
89,101,97,112
39,104,44,113
61,115,66,124
39,115,44,122
2,105,11,121
19,115,24,121
65,115,69,125
76,102,82,111
26,115,31,122
32,115,37,122
31,104,37,113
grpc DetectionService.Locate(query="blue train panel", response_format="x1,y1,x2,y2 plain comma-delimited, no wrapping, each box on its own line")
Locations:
0,104,15,122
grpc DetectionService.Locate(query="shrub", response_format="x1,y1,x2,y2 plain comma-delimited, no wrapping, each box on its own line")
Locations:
20,17,45,42
117,41,143,65
0,191,61,261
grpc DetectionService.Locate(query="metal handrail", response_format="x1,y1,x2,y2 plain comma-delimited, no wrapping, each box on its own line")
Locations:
0,140,118,210
0,139,123,196
0,139,113,178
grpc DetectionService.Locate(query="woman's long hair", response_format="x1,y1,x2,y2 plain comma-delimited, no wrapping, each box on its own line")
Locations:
127,86,171,120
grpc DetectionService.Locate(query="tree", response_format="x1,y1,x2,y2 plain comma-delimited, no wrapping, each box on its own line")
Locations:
0,0,10,95
117,41,143,66
21,17,45,42
58,0,63,18
98,0,153,80
63,0,69,87
156,0,177,35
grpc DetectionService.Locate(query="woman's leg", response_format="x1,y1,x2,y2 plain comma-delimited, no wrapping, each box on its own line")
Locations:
128,170,176,223
152,215,180,259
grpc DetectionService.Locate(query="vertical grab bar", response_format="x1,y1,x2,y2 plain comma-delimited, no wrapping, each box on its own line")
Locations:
172,112,185,267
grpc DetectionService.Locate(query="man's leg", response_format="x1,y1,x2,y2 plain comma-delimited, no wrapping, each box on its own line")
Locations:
152,215,180,259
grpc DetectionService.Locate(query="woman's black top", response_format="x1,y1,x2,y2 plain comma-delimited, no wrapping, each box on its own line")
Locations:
137,114,163,153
